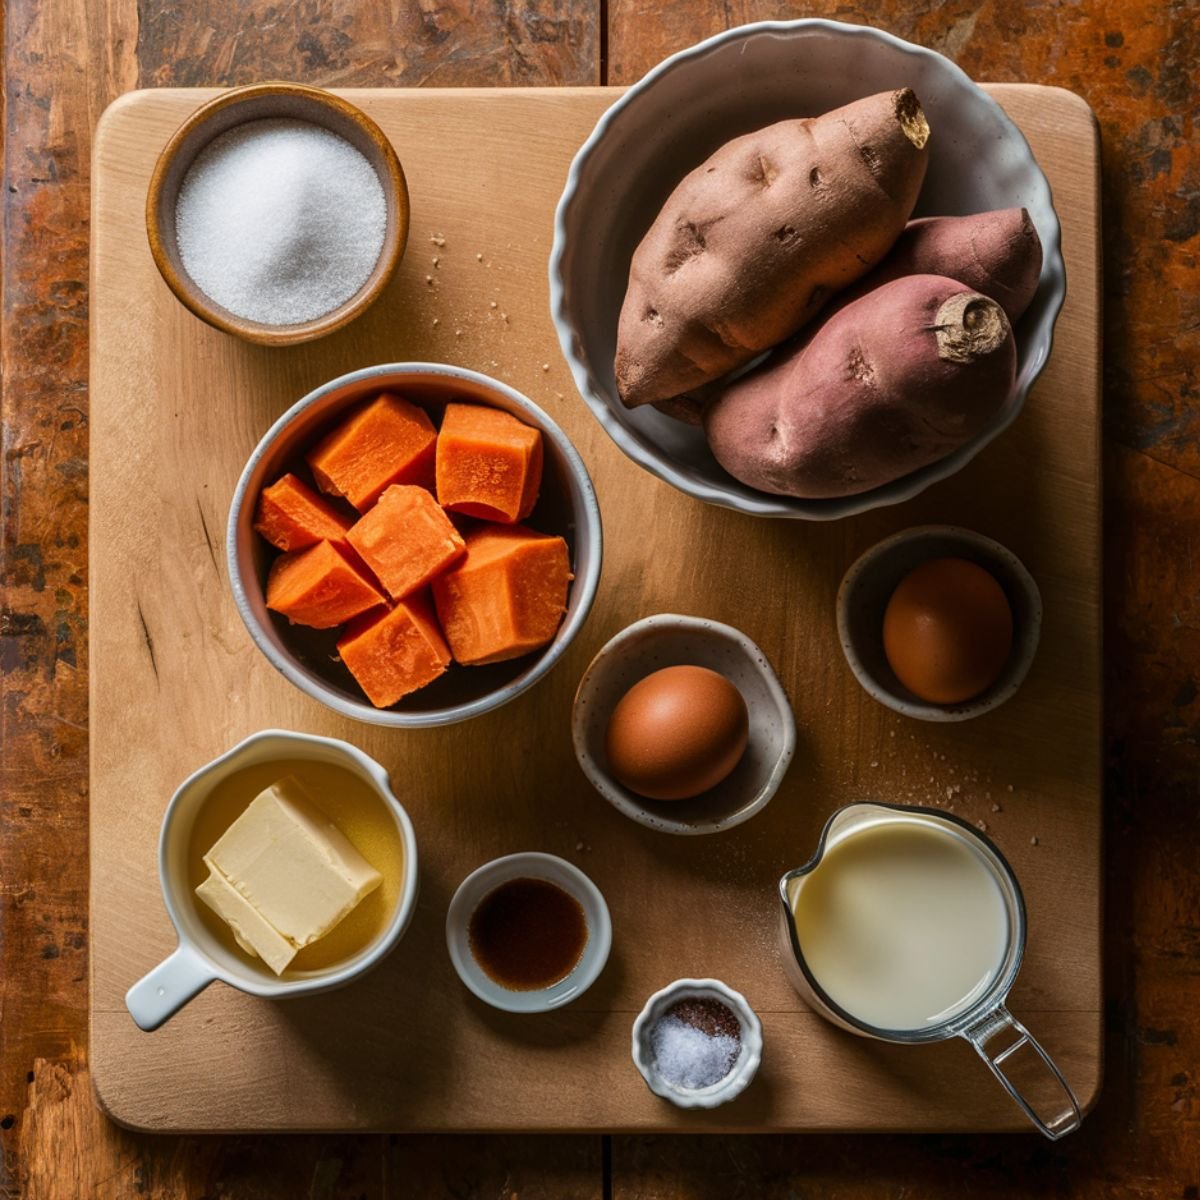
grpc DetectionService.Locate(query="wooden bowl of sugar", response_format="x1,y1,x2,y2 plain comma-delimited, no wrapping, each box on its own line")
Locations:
147,82,409,346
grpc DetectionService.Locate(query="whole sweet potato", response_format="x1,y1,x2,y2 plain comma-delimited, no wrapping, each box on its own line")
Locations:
653,207,1043,427
838,208,1043,322
703,275,1016,499
616,89,931,409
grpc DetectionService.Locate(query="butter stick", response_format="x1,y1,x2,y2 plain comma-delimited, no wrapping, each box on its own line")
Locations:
195,776,382,975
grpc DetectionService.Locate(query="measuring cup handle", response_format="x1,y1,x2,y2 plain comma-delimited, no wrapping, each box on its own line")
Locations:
962,1003,1081,1139
126,944,215,1031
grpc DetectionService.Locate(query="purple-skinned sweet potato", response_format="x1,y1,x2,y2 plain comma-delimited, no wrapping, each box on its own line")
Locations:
703,274,1016,499
616,89,931,409
838,208,1043,323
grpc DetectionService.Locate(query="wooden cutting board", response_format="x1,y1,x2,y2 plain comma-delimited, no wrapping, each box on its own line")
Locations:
89,85,1101,1132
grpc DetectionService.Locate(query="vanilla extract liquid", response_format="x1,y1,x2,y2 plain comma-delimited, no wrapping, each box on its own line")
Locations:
468,877,587,990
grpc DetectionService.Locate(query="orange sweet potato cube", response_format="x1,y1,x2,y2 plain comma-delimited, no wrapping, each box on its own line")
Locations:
307,393,437,511
431,524,571,665
435,402,543,523
265,540,384,629
254,472,352,552
346,485,465,601
337,594,451,707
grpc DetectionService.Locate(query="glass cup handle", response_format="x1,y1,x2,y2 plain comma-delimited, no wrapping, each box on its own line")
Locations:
962,1003,1082,1140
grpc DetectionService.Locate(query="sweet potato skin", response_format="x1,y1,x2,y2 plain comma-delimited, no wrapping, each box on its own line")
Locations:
652,208,1041,427
839,208,1043,323
704,275,1016,499
615,89,930,409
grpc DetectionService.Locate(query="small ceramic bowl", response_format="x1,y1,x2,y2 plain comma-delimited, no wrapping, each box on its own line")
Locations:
147,82,409,346
227,362,602,728
837,525,1042,722
125,729,420,1031
445,852,612,1013
632,978,763,1109
550,19,1065,519
572,614,795,835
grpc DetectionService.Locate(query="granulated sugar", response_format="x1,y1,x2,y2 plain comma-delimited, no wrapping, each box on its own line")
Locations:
175,118,386,325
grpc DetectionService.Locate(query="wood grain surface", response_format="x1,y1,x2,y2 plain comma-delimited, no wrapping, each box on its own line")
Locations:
88,83,1099,1135
2,0,1198,1197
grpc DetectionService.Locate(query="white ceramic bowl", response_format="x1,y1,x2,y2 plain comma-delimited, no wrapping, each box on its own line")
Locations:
125,729,420,1031
572,614,795,835
631,978,763,1109
837,525,1042,721
550,19,1066,520
227,363,603,727
445,852,612,1013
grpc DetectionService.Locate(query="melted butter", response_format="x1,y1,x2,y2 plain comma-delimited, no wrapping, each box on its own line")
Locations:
187,759,404,977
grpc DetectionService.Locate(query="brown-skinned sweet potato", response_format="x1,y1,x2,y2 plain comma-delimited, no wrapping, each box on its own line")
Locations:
703,274,1016,499
616,89,931,409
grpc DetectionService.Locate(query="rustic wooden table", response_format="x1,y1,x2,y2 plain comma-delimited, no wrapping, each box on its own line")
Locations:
1,1,1196,1197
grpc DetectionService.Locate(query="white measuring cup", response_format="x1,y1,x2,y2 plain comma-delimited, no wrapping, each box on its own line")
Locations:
779,802,1081,1139
126,729,419,1031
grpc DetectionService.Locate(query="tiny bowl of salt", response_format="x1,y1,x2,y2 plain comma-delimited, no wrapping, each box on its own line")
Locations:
632,978,763,1109
147,82,409,346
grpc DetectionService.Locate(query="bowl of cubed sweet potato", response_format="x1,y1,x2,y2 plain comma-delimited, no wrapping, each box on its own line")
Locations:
227,363,603,727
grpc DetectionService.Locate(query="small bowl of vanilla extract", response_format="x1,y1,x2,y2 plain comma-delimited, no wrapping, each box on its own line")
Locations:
445,852,611,1013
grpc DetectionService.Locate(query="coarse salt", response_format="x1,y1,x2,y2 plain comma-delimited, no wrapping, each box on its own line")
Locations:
175,118,386,326
650,1015,739,1090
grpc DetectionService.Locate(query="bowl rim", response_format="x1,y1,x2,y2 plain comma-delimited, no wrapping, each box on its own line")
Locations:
225,362,603,728
444,851,613,1013
571,613,797,834
835,524,1044,722
548,18,1067,520
146,81,410,347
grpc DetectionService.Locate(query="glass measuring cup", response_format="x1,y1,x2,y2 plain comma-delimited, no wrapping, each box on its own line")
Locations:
778,802,1081,1139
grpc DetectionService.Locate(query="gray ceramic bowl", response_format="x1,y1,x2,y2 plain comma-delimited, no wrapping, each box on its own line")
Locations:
227,363,602,727
550,19,1066,520
837,525,1042,722
572,614,796,835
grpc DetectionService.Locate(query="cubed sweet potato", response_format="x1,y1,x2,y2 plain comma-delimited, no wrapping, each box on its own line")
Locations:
253,472,352,552
435,402,543,523
616,89,930,408
307,393,436,511
337,593,451,707
704,275,1016,499
265,539,384,628
431,524,571,666
346,484,465,600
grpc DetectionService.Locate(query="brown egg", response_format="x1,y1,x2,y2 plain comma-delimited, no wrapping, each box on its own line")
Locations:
604,665,750,801
883,557,1013,705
